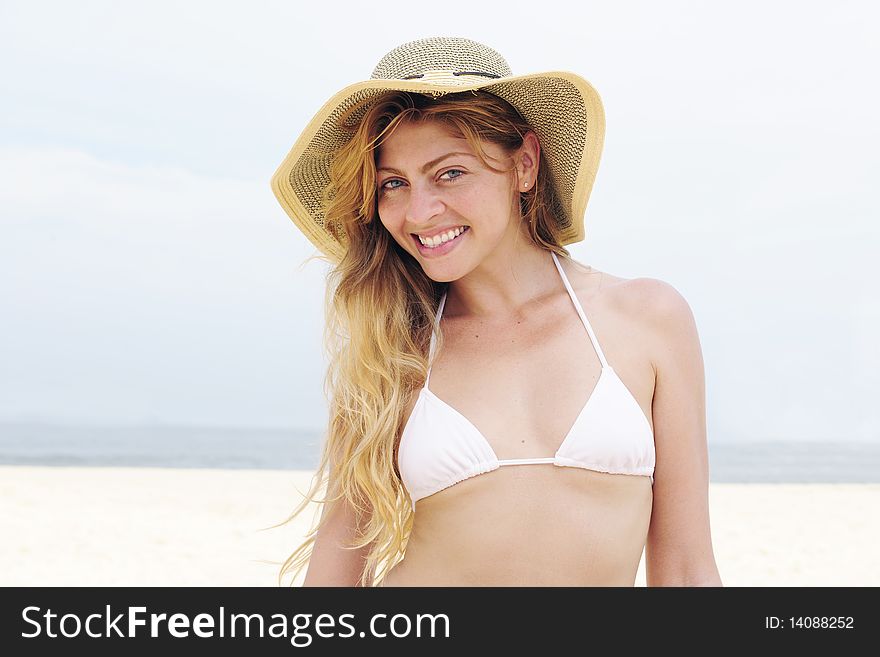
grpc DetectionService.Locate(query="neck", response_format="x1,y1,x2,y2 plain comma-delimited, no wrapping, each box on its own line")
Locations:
443,240,563,321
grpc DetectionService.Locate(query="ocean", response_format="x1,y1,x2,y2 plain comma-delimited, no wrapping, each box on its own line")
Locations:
0,423,878,483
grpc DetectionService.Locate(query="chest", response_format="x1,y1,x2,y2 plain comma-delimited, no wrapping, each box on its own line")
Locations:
401,289,655,461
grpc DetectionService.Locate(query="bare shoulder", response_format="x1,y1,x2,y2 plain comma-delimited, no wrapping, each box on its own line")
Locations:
567,258,691,320
610,276,701,376
608,276,694,322
566,259,698,368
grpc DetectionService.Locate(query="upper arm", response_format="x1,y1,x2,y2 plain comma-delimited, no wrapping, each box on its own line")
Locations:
637,278,722,586
301,464,375,587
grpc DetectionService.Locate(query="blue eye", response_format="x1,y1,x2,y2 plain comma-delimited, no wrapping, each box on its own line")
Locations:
379,169,465,193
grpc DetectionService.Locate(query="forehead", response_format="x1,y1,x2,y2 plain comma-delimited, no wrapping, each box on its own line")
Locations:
375,119,513,174
376,120,469,162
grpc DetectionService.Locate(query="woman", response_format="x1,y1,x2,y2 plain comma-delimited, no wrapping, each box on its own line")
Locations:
270,36,722,587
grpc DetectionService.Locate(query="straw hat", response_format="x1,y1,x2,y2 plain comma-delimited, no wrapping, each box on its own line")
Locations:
270,36,606,264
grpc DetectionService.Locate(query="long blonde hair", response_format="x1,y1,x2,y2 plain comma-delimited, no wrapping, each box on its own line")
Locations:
276,89,572,586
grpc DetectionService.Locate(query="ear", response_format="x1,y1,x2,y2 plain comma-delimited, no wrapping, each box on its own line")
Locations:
514,131,541,188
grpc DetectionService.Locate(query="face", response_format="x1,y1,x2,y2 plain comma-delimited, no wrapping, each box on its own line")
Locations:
375,119,529,280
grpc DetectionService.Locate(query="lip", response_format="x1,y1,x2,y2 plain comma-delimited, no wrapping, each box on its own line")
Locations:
411,226,469,257
412,225,467,240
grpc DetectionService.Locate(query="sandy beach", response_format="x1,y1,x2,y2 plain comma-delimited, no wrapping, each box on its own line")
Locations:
1,466,877,587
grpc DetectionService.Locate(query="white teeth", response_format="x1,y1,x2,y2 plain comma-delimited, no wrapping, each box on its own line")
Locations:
417,226,467,247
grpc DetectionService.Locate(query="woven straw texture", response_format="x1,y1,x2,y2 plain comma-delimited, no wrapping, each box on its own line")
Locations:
270,37,605,264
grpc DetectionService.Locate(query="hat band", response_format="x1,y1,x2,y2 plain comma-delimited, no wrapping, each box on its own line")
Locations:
400,68,502,85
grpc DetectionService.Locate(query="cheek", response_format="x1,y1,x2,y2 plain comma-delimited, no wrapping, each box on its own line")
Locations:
376,201,401,231
376,181,509,228
376,197,402,223
376,209,413,250
459,185,511,225
376,209,390,230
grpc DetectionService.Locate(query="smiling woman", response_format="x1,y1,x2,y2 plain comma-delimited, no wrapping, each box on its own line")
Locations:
269,36,721,587
375,117,529,265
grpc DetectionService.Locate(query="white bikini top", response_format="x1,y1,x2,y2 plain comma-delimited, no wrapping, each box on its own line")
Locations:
398,251,656,512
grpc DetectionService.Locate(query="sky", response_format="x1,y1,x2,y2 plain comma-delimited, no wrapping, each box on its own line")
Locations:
1,0,877,442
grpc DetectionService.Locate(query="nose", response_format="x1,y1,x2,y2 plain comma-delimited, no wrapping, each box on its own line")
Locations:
404,181,445,228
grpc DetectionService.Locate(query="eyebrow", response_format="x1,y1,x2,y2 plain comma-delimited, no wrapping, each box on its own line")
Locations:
376,151,476,175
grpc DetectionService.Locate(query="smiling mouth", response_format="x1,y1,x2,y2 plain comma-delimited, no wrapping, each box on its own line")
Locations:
411,226,470,249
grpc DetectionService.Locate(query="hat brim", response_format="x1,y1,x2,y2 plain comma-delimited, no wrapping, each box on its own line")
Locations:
271,71,605,264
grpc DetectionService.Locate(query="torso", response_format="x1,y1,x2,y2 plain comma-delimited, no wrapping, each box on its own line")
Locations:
382,256,656,586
